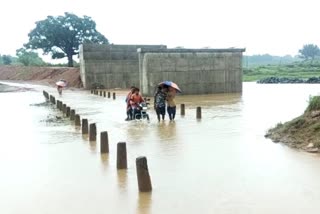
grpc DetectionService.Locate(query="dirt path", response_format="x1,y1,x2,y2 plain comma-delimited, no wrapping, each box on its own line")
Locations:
0,65,82,88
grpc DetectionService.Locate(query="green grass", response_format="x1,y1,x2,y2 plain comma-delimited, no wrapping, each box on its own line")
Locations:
306,96,320,112
243,61,320,81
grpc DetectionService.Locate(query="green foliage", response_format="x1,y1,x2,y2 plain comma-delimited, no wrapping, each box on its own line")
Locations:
2,55,12,65
299,44,320,61
16,48,45,66
25,12,108,67
243,60,320,81
243,54,299,67
306,96,320,112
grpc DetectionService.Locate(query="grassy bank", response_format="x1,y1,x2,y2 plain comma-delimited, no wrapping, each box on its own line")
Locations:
265,96,320,152
243,61,320,82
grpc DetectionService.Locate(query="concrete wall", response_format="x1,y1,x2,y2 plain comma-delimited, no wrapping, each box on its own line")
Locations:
138,49,245,96
80,44,166,89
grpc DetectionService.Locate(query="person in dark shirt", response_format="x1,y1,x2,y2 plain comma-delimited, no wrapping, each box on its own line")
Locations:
154,86,167,122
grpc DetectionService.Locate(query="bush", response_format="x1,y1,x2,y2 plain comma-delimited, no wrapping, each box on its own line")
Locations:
306,96,320,112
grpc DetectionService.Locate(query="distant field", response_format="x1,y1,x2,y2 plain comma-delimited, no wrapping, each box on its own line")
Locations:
243,61,320,81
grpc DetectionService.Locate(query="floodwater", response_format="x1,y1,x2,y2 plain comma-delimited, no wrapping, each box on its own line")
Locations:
1,81,320,214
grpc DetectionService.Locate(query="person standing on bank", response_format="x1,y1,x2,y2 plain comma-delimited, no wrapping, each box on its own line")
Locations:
154,86,167,122
166,87,176,121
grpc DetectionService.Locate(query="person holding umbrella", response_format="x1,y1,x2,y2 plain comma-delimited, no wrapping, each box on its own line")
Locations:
158,81,181,121
56,79,67,95
166,86,177,121
154,85,167,122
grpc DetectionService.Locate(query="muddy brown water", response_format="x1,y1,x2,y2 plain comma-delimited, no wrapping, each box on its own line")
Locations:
1,81,320,214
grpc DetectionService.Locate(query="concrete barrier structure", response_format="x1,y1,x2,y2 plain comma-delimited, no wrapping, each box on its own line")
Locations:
80,44,245,95
80,44,166,89
138,48,245,95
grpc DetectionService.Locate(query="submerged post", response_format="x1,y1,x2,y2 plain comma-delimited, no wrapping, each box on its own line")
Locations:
66,107,71,117
107,91,110,98
100,131,109,153
75,114,81,126
89,123,96,141
103,91,106,97
100,91,102,96
117,142,127,169
62,104,67,114
196,107,202,119
136,156,152,192
113,92,116,100
82,119,89,134
70,109,75,120
181,104,185,116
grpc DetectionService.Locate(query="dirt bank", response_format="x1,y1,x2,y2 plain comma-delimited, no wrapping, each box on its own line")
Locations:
265,96,320,153
0,65,82,88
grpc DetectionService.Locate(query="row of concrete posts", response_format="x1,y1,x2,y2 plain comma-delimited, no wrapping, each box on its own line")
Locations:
43,90,152,192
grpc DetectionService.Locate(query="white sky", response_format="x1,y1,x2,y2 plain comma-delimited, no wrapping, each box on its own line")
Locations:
1,0,320,62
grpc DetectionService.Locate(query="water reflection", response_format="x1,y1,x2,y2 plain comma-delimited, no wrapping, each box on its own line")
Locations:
117,169,128,191
156,122,177,141
100,154,109,171
136,192,152,214
89,140,96,153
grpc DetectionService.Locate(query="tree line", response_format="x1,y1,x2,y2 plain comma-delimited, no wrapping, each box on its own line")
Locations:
1,12,319,68
1,12,107,67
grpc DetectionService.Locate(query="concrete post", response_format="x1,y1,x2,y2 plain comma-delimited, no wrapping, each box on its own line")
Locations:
91,90,93,94
75,114,81,126
70,109,75,120
59,102,63,111
136,156,152,192
100,131,109,153
56,100,60,109
66,107,71,117
82,119,88,134
62,104,67,114
117,142,127,169
196,107,202,119
108,92,111,98
89,123,96,141
103,91,106,97
181,104,185,115
52,96,56,105
113,92,116,100
100,91,102,96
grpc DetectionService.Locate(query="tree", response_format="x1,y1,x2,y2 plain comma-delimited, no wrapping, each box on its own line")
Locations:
2,55,12,65
25,12,108,67
16,48,45,66
299,44,320,61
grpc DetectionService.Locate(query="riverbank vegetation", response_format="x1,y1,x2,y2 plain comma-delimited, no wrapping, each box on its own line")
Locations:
243,60,320,82
265,96,320,152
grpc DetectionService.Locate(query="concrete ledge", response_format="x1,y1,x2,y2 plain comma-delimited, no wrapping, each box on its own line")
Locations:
138,48,246,53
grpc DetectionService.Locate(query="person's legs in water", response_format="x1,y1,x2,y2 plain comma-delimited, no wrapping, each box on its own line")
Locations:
167,106,173,120
172,106,176,120
155,107,161,122
160,106,165,120
125,108,132,121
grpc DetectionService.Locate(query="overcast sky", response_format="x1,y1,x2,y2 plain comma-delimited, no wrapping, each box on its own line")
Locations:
1,0,319,62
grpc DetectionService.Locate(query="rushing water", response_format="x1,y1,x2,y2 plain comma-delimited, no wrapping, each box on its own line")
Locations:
1,81,320,214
